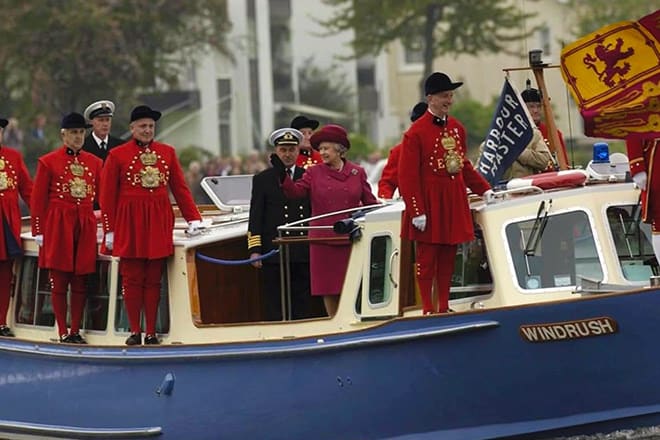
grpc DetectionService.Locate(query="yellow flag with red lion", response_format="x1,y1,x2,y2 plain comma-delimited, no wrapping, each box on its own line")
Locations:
560,10,660,139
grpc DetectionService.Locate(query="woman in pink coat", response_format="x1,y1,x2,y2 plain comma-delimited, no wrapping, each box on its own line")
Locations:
276,125,378,316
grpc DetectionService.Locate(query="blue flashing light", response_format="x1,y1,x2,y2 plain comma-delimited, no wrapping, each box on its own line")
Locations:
593,142,610,163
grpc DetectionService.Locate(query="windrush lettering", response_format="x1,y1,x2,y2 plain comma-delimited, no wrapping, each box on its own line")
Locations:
519,317,617,343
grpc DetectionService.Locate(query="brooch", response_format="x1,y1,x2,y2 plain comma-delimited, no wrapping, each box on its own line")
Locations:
351,169,358,175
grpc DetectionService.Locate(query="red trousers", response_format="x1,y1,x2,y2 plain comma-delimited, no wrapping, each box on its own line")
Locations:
415,242,457,314
50,270,87,336
0,260,13,326
119,258,165,335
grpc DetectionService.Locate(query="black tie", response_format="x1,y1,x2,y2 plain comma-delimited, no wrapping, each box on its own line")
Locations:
100,140,106,150
288,168,294,179
433,116,446,127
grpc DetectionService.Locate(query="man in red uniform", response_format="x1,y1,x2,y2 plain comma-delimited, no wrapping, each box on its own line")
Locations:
31,113,102,343
378,102,428,199
626,136,660,260
399,72,493,314
521,88,563,170
290,115,322,169
0,117,32,337
100,105,202,345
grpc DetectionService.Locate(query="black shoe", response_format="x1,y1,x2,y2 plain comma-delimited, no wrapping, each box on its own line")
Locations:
125,333,142,346
67,333,87,344
144,334,160,345
0,326,14,337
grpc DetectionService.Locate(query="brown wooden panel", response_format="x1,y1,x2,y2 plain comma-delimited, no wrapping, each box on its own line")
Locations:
195,237,263,324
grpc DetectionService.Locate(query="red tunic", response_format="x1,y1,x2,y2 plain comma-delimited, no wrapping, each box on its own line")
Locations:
296,148,323,169
282,160,378,296
0,147,32,260
378,143,401,199
100,139,201,259
31,147,102,274
626,136,660,224
399,112,490,244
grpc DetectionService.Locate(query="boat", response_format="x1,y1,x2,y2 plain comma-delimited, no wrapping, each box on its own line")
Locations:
0,152,659,440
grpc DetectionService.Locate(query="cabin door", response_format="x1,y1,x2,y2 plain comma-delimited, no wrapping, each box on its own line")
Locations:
359,229,401,319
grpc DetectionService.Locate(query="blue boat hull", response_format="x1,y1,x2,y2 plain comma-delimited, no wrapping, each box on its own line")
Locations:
1,289,659,439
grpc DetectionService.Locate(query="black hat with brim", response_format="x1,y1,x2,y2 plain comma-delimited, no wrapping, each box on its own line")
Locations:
424,72,463,96
290,115,319,130
130,105,162,122
61,112,92,129
521,88,542,103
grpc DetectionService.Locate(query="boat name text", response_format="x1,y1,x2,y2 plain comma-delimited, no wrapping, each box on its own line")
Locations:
519,317,617,343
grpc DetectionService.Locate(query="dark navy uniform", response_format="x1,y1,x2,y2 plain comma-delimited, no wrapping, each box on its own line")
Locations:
82,133,124,162
248,166,323,320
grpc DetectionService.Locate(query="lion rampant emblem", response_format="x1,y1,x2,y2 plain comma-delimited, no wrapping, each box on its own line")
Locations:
583,38,634,87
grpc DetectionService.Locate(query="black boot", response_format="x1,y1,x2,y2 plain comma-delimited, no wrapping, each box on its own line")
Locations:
144,334,160,345
125,333,142,346
0,326,14,337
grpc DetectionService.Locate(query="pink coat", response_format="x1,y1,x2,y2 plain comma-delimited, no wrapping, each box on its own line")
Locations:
282,160,377,295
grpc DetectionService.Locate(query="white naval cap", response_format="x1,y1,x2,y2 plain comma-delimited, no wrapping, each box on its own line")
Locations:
269,128,303,147
84,100,115,121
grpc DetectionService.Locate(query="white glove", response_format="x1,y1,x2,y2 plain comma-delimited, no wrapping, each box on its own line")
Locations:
412,214,427,232
633,171,647,190
105,232,114,250
34,234,43,247
186,220,203,236
483,189,496,204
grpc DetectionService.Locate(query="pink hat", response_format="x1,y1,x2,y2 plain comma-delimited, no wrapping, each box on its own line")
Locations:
310,124,351,150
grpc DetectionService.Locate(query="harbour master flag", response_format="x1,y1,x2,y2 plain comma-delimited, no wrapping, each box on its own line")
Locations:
477,77,536,186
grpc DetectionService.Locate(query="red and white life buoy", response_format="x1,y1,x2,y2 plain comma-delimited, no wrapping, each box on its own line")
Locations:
507,170,589,191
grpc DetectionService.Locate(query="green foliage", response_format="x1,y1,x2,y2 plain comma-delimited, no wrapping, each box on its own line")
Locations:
319,0,536,82
178,145,214,169
0,1,231,123
566,0,658,37
450,96,499,159
346,132,377,161
274,58,356,129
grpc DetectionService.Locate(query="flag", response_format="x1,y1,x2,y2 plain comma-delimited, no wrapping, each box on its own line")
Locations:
477,77,536,186
560,10,660,139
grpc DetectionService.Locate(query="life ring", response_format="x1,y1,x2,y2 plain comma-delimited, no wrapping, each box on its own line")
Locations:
506,170,589,191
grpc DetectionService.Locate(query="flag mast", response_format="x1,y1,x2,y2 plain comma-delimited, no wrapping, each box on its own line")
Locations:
503,52,570,170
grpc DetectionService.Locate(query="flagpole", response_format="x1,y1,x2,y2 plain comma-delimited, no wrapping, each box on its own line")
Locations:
502,64,570,170
532,66,569,170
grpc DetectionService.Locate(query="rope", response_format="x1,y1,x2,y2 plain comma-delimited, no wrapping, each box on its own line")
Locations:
196,249,279,265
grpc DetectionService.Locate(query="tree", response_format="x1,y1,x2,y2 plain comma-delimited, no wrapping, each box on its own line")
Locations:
319,0,536,95
273,57,356,131
0,1,231,121
566,0,658,37
450,96,498,159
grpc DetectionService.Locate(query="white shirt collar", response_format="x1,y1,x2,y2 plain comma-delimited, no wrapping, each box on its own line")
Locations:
92,132,108,146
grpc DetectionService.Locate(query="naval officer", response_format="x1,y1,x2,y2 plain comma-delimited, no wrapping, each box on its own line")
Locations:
82,100,124,162
248,128,323,320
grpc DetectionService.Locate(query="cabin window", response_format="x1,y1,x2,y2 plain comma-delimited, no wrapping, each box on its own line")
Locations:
606,205,656,280
15,256,111,331
367,235,393,306
114,271,170,334
506,210,603,290
450,228,493,299
15,256,54,327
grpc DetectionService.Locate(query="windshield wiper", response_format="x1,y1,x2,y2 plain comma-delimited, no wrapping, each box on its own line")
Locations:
524,200,551,257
